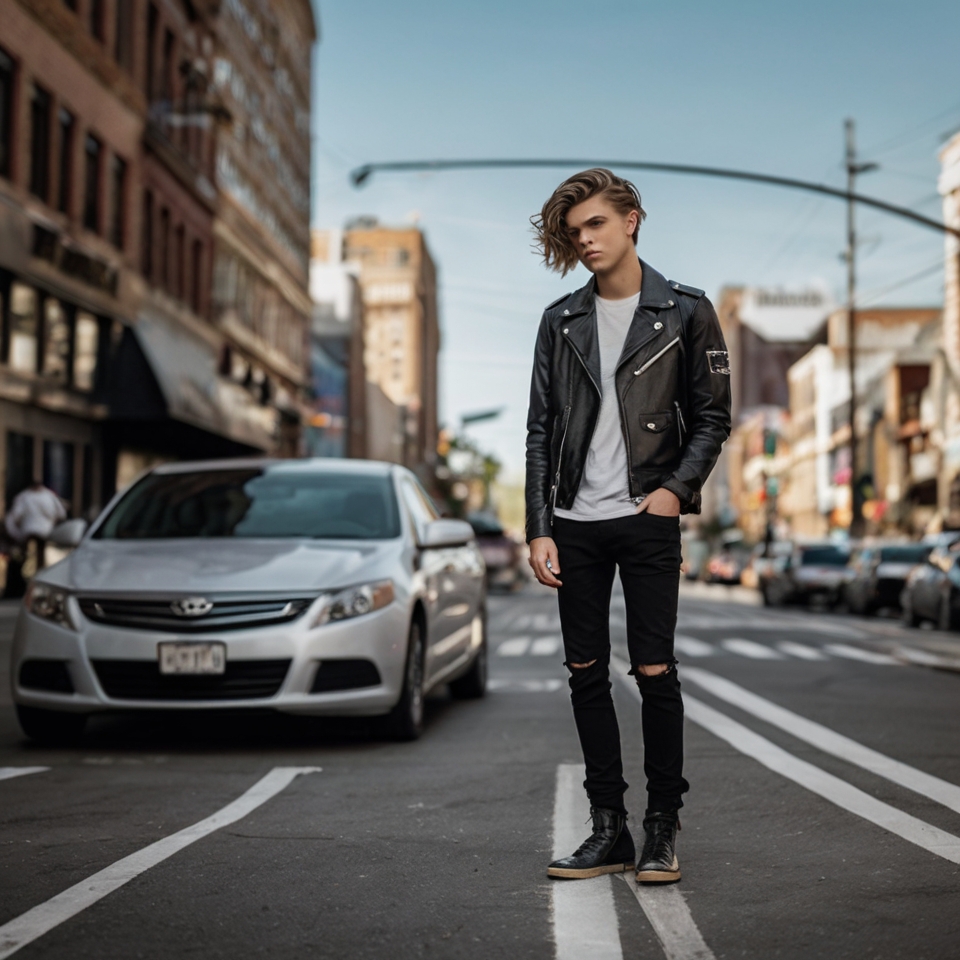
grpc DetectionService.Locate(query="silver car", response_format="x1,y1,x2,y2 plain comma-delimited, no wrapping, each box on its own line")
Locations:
11,459,487,743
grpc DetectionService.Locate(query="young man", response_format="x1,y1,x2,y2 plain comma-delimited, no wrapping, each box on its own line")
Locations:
525,169,731,884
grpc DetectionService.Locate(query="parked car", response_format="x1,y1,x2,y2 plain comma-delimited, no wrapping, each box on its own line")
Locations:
762,541,852,607
901,540,960,629
466,511,524,591
844,541,932,615
740,541,793,590
11,459,487,744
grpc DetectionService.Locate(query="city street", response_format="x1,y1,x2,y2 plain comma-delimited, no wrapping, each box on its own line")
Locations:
2,585,960,959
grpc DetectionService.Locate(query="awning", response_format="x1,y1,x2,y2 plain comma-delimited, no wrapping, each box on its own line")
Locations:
131,310,279,452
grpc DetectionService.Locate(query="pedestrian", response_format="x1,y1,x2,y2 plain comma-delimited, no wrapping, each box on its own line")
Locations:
4,478,67,582
525,169,731,884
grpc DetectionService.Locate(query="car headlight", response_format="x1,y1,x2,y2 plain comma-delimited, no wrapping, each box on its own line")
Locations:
25,583,75,629
311,580,395,627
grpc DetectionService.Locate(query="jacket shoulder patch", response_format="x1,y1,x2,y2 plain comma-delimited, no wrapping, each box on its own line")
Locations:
707,350,730,375
668,280,705,298
545,292,573,312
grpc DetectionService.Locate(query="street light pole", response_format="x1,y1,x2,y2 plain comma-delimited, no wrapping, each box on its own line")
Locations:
845,119,878,538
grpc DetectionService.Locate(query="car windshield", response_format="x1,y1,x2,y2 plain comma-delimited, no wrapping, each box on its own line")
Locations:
800,546,849,566
94,468,401,540
879,545,930,563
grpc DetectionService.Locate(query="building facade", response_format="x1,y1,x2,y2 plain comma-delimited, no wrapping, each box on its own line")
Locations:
342,220,440,477
0,0,315,548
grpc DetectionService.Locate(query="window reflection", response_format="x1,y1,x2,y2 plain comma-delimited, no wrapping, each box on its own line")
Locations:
9,284,38,373
43,298,71,381
74,312,98,390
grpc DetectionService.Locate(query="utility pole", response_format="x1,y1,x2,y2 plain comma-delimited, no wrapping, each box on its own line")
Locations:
844,118,878,538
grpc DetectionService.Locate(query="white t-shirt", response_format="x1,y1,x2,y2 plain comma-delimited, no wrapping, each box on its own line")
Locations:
554,293,640,522
4,487,67,541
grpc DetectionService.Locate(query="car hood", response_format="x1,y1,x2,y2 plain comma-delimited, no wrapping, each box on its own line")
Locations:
41,538,400,594
795,566,849,585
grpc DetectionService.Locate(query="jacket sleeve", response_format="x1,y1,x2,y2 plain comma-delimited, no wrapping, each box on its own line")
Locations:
661,295,731,514
525,313,556,542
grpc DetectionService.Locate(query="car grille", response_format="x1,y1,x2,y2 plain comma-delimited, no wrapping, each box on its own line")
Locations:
310,659,382,693
91,659,291,700
78,594,316,633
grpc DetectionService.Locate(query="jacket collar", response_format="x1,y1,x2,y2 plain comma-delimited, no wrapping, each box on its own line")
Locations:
560,258,675,387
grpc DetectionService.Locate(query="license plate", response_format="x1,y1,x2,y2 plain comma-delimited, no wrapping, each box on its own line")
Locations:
158,642,226,675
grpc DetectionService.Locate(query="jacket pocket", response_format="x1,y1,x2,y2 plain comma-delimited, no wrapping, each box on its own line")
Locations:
636,411,678,468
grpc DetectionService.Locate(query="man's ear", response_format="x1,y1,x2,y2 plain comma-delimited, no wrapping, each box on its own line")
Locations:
625,210,639,236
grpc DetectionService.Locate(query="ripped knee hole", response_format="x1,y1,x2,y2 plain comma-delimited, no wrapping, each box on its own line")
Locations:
568,660,598,669
634,662,670,677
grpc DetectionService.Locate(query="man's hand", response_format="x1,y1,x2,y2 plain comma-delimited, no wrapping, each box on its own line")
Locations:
636,487,681,517
529,536,562,588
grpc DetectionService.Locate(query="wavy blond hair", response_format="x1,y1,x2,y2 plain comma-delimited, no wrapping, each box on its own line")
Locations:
531,168,646,276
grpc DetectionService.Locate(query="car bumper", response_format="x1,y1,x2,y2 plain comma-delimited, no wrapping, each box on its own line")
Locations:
10,600,411,717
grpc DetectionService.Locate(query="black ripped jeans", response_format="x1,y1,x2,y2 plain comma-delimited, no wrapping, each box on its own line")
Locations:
553,512,689,817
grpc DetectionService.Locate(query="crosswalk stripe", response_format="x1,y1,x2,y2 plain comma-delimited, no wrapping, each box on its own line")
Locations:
777,641,828,661
489,679,563,693
497,637,530,656
823,643,900,666
675,635,715,657
720,638,783,660
530,637,561,656
0,767,50,782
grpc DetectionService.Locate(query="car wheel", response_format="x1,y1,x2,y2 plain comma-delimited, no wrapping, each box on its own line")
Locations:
901,595,921,628
16,705,87,745
938,596,955,632
449,613,488,700
385,618,425,741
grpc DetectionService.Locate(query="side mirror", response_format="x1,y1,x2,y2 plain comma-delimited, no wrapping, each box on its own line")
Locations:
49,518,88,549
419,519,474,549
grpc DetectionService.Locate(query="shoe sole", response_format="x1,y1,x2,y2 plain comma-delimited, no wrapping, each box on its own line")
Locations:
547,862,635,880
635,857,681,884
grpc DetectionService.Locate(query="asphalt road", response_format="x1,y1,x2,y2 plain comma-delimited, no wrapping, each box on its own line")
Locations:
2,584,960,959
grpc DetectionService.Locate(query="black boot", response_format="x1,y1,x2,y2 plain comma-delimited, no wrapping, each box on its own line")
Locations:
547,807,635,879
635,812,680,884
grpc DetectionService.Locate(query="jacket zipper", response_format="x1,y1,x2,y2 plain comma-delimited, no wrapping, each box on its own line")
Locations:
633,336,680,376
675,400,686,446
549,405,572,519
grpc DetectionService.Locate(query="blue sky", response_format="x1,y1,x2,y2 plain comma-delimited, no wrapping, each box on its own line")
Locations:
309,0,960,476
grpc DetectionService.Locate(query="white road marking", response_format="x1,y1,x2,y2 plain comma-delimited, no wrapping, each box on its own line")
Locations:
512,612,559,631
823,643,900,665
620,875,716,960
674,636,715,658
682,667,960,817
531,637,561,656
777,640,828,661
0,767,320,959
612,655,960,866
497,637,531,656
720,638,783,660
552,764,624,960
489,678,563,693
0,767,50,782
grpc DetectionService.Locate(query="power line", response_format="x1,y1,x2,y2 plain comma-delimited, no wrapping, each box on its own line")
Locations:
858,260,944,306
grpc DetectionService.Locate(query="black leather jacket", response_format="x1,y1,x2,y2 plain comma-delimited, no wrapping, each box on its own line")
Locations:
525,259,731,542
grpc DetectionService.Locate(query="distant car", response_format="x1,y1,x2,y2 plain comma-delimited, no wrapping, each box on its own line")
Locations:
705,549,744,585
467,512,524,591
741,541,793,590
844,542,931,615
762,542,852,607
901,541,960,630
11,459,488,744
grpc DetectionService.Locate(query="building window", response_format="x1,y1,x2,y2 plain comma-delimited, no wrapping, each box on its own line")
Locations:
114,0,133,69
146,4,158,100
73,311,98,391
83,134,101,232
42,297,71,382
29,84,52,202
0,47,14,180
175,224,185,300
159,206,170,289
57,108,74,214
110,154,127,249
191,239,203,314
89,0,105,42
8,283,38,374
161,29,175,104
43,440,74,504
142,189,154,278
